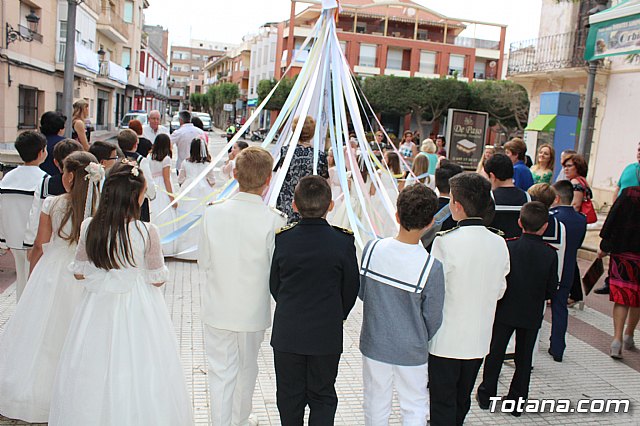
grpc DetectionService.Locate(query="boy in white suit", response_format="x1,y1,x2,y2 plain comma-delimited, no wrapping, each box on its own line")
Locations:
198,147,286,426
428,173,510,426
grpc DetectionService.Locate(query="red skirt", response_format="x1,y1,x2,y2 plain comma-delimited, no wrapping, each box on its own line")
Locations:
609,252,640,308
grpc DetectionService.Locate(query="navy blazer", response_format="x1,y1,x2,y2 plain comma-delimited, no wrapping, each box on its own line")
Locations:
496,234,558,330
270,218,360,356
550,205,586,288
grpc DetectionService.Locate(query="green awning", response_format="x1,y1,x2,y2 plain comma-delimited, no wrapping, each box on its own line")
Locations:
525,114,556,132
585,1,640,61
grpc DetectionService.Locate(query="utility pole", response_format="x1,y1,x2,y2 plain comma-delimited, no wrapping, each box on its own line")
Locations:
62,0,81,137
577,61,597,156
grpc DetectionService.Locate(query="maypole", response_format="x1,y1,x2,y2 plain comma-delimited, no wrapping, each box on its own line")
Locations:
162,0,403,249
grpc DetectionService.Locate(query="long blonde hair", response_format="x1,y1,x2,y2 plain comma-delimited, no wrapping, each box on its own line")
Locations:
411,154,431,184
72,99,89,122
476,145,496,173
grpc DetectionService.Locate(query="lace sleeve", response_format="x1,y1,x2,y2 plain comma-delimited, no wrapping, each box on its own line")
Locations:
69,218,92,276
144,223,169,284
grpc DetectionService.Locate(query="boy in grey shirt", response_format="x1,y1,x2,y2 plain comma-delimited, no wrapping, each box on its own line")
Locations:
359,184,445,426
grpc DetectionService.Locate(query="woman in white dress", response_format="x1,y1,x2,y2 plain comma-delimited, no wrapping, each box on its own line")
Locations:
50,160,192,426
175,138,216,260
148,134,177,256
369,151,402,238
0,152,101,423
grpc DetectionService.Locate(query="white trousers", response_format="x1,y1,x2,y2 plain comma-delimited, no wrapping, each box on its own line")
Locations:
363,356,429,426
205,325,264,426
13,249,30,302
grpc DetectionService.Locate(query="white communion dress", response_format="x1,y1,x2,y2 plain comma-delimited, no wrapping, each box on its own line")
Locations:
49,219,193,426
149,156,177,256
175,160,216,260
0,196,85,423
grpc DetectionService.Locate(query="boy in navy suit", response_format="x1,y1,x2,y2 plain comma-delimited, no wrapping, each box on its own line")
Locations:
549,180,587,362
270,176,360,426
477,202,558,416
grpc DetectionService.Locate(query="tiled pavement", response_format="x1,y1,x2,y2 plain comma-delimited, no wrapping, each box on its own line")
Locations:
1,251,639,425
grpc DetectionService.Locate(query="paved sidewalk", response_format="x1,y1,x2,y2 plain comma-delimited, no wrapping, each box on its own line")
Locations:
1,257,639,425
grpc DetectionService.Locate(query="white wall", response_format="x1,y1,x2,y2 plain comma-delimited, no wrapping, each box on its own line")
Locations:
592,71,640,192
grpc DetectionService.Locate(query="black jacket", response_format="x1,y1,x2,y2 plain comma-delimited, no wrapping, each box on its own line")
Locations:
495,234,558,330
270,218,360,355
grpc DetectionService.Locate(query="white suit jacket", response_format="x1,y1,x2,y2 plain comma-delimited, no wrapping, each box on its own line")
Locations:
198,192,286,332
429,221,510,360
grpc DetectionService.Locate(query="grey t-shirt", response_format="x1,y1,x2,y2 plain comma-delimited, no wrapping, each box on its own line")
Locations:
358,238,445,366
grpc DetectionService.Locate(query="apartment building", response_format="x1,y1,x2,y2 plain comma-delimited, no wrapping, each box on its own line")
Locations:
246,24,278,129
202,42,251,120
135,25,169,116
273,0,506,133
0,0,149,147
168,40,236,112
508,0,639,202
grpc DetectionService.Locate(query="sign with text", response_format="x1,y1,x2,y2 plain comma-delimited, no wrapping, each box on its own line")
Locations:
445,109,489,170
585,15,640,61
223,103,234,112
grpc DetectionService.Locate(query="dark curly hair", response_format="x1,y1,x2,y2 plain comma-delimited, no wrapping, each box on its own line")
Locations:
396,184,438,231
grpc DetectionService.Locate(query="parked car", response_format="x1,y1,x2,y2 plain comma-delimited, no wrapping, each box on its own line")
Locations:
170,114,181,134
119,111,148,130
193,112,213,131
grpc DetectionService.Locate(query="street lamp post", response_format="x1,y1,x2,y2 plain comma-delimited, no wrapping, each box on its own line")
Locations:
62,0,83,138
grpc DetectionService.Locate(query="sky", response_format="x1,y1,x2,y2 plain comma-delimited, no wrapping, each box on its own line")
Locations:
144,0,543,49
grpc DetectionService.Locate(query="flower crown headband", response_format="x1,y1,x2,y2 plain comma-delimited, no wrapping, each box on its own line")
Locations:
121,158,140,177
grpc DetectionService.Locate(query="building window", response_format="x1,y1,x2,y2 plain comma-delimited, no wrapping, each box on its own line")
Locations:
122,47,131,69
474,60,486,79
339,40,347,55
419,51,437,74
56,92,63,113
59,21,67,39
359,44,377,67
449,54,465,76
123,1,134,23
386,48,403,70
18,86,39,129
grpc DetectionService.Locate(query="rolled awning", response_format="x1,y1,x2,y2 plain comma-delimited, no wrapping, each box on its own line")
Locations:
525,114,556,132
585,0,640,61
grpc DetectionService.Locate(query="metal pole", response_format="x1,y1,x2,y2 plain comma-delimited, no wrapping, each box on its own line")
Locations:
577,61,597,156
62,0,78,138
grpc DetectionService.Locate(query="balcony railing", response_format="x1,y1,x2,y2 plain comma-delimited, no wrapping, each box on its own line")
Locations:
507,30,587,76
453,36,500,50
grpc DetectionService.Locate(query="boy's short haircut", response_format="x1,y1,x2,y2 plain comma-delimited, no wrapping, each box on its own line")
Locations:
528,183,556,208
117,129,138,152
15,131,47,163
294,176,331,219
552,180,574,205
235,147,273,191
449,172,492,218
89,140,118,163
397,184,438,231
484,153,514,181
40,111,67,136
519,201,549,232
504,138,527,161
435,160,463,194
53,139,83,166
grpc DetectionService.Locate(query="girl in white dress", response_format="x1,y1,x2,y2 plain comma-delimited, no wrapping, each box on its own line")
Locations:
149,134,177,256
221,140,249,180
49,160,193,426
404,154,436,191
0,152,101,423
370,151,403,238
175,138,216,260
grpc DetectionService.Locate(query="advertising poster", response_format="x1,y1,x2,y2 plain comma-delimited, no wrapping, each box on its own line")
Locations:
585,15,640,61
445,109,489,170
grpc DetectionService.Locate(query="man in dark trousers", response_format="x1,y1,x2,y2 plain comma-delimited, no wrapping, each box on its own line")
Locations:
476,202,558,417
270,176,360,426
548,180,587,362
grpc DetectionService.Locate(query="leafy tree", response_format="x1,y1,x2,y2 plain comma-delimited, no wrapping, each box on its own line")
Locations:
361,75,411,115
257,77,298,110
468,80,530,133
190,93,204,111
413,77,470,126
